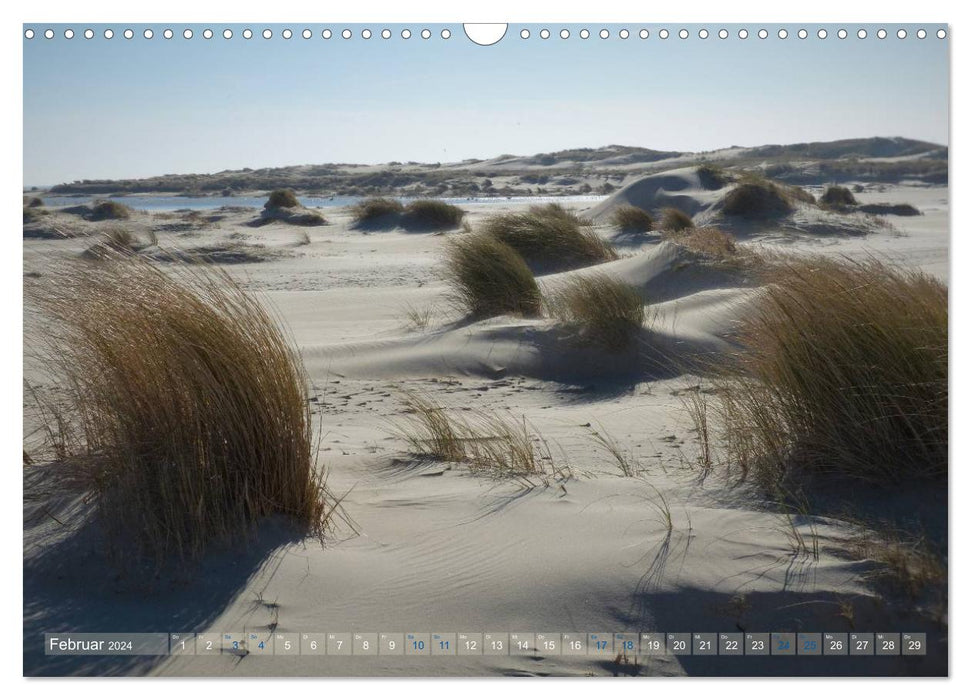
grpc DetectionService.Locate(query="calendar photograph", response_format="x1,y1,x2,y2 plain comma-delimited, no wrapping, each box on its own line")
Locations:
22,21,949,677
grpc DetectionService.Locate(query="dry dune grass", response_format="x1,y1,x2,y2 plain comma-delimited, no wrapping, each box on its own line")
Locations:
545,273,646,350
820,185,859,209
82,227,157,259
442,232,542,318
720,181,794,219
25,253,331,568
696,164,731,190
350,197,405,228
400,199,466,231
266,188,301,208
395,391,563,481
481,203,617,271
610,205,654,233
699,256,947,486
658,207,695,232
665,226,739,261
89,200,132,221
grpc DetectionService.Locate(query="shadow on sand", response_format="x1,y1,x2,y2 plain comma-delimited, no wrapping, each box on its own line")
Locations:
23,471,315,677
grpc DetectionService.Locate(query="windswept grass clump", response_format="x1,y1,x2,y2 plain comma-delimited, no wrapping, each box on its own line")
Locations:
25,254,330,568
859,203,922,217
265,189,301,209
401,199,466,231
820,185,858,209
545,273,646,350
667,226,738,260
442,233,542,318
24,195,44,208
698,256,947,486
481,203,617,271
659,207,694,232
349,198,464,231
720,181,794,220
394,391,562,481
350,197,405,228
82,228,157,259
23,206,45,224
89,200,132,221
697,164,731,190
610,205,654,233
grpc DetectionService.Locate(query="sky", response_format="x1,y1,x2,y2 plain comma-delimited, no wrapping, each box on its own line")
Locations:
23,23,949,186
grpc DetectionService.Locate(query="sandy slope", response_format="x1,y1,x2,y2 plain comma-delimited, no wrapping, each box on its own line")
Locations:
22,181,948,676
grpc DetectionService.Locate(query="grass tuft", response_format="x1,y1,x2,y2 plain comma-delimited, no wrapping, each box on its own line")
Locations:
394,391,563,481
442,233,542,318
610,205,654,233
401,199,466,231
820,185,859,209
720,181,794,219
665,226,738,260
82,228,157,259
696,256,947,486
350,197,405,228
25,253,331,568
859,203,921,217
89,200,132,221
266,189,301,209
481,203,617,271
545,273,646,350
697,164,731,190
588,424,641,476
658,207,695,232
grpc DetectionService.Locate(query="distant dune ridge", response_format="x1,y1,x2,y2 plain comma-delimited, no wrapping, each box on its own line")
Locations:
42,136,946,199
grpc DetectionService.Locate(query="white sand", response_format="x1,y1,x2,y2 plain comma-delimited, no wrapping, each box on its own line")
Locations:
23,177,947,676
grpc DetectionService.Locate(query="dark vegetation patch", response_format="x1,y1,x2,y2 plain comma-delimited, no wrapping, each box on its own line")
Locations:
610,205,654,233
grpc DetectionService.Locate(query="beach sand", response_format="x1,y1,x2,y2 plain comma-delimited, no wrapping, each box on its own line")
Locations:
22,176,948,676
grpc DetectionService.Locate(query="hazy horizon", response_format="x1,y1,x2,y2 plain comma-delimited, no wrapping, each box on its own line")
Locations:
22,134,948,189
24,23,949,185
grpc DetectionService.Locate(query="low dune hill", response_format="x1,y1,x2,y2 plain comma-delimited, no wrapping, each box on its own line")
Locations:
587,166,899,240
23,171,947,676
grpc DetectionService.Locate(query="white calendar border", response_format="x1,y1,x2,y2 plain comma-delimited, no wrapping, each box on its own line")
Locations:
5,0,961,698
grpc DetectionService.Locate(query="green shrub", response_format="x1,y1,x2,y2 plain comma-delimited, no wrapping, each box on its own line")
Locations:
546,273,646,350
401,199,466,231
481,204,616,272
25,254,330,568
659,207,694,232
266,189,300,208
443,233,542,318
701,256,947,485
610,205,654,233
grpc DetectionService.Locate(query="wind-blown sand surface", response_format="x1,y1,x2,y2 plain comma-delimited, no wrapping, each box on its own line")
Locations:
23,177,948,676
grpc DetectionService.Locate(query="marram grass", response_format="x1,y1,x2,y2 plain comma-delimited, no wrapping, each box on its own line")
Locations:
25,253,332,568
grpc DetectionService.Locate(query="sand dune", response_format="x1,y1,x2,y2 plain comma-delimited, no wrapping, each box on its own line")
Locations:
23,184,948,677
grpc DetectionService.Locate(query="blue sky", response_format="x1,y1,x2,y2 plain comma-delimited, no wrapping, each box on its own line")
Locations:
23,23,949,185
